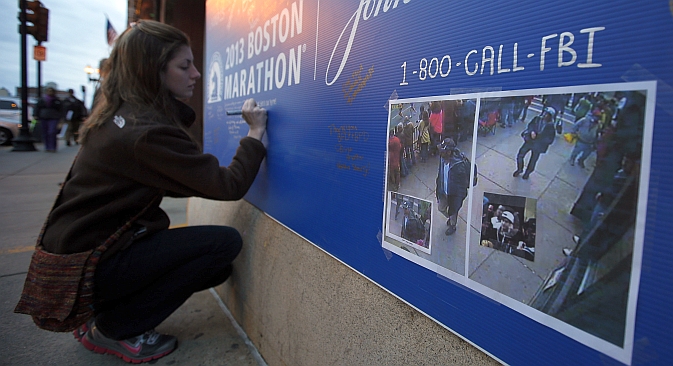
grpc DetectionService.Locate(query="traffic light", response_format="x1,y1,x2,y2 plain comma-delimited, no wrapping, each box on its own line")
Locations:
24,0,49,43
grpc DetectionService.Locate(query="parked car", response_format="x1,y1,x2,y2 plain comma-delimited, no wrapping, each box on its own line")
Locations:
0,97,32,145
0,97,21,117
0,116,21,145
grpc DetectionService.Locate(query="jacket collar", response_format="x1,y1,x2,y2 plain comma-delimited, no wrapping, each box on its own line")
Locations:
174,99,196,128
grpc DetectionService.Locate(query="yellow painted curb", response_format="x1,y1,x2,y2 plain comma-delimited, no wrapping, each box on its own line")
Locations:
0,245,35,255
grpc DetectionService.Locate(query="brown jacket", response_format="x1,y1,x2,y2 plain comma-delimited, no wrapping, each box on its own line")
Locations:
42,101,266,261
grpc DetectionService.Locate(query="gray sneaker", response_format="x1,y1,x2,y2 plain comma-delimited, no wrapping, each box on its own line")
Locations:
73,318,94,342
81,322,177,363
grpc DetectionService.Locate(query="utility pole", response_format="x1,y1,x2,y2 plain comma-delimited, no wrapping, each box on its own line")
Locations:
13,0,36,151
37,42,42,103
13,0,49,152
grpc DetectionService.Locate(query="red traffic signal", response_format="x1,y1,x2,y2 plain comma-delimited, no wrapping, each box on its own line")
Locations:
23,0,49,43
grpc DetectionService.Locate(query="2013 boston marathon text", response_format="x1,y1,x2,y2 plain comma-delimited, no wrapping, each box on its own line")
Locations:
221,1,305,100
399,27,604,86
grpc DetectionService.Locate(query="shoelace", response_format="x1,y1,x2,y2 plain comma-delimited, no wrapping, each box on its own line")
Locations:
140,330,161,345
130,330,161,346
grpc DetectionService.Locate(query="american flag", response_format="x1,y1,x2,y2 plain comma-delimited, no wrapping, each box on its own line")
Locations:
106,18,118,46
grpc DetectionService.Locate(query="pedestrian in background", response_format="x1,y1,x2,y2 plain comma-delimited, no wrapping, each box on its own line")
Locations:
62,89,86,146
569,110,601,168
418,110,430,162
388,128,402,191
429,101,443,156
572,94,593,121
18,20,267,364
442,99,459,142
402,116,416,167
499,96,516,128
35,87,62,152
519,95,534,123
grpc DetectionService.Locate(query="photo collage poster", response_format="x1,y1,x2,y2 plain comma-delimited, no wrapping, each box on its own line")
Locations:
382,81,655,362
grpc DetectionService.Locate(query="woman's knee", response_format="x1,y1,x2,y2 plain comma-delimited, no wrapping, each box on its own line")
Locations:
206,226,243,262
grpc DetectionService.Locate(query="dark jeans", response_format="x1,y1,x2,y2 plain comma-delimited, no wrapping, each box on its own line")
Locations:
438,193,466,217
41,119,59,151
430,130,441,155
419,142,429,162
94,225,242,340
404,145,415,165
570,141,594,164
516,143,542,173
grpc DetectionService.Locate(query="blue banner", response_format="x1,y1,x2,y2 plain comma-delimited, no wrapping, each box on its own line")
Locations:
205,1,673,364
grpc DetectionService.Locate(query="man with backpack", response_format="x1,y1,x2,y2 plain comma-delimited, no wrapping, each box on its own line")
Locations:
400,202,425,245
435,138,472,235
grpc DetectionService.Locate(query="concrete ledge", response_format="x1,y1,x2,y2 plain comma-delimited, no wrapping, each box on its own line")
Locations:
189,198,498,366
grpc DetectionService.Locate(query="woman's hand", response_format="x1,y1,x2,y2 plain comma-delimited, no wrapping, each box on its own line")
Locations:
242,98,267,141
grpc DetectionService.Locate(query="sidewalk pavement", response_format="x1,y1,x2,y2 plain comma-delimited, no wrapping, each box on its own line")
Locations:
0,141,263,365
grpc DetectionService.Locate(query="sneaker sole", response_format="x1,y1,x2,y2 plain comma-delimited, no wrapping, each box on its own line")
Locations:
81,335,176,364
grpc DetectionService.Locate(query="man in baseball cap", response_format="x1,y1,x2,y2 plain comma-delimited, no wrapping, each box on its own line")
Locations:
435,138,470,235
501,211,515,224
513,108,556,180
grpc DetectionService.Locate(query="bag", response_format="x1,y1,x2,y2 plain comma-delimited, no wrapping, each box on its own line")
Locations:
463,155,478,187
400,155,410,177
14,245,100,332
404,216,425,243
563,132,578,144
14,156,162,331
56,123,68,139
472,161,478,187
14,191,160,332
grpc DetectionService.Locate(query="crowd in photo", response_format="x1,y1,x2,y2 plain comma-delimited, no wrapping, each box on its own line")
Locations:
387,89,645,261
565,91,644,262
387,99,476,192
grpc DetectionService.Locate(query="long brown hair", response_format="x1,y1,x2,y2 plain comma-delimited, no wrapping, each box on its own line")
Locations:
79,20,192,143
